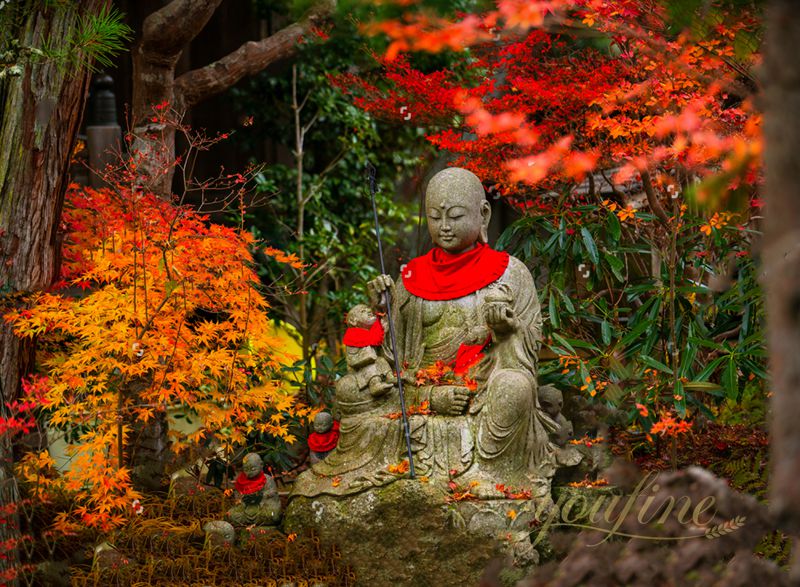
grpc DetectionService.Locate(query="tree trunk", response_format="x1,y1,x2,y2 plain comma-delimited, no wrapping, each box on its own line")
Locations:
130,0,334,196
765,0,800,544
0,0,104,579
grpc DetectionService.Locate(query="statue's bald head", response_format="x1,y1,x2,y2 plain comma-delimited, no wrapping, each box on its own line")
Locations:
426,168,486,209
425,168,491,252
538,384,564,419
242,452,264,478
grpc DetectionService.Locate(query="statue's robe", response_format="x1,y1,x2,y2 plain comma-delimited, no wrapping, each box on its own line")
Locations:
387,244,558,493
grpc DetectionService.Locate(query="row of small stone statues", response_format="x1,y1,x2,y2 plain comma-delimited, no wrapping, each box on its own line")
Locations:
201,379,574,543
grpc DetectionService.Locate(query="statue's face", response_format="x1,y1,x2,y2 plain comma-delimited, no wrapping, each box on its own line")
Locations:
538,387,563,419
426,191,488,255
314,412,333,433
348,305,376,329
242,454,263,478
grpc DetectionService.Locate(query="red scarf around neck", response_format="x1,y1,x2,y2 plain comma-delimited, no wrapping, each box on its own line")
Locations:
342,319,384,347
402,242,509,301
308,420,340,452
234,471,267,495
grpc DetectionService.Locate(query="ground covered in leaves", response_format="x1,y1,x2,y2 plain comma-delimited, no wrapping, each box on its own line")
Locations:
17,485,353,587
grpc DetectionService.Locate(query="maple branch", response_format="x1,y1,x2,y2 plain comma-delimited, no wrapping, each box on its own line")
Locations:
641,170,670,226
141,0,223,58
599,169,627,207
138,292,175,338
175,0,336,109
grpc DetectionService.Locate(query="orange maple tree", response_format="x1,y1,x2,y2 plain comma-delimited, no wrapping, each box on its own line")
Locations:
4,110,308,531
6,183,307,531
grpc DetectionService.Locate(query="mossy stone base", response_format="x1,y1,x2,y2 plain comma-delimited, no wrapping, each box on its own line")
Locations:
552,484,622,526
284,480,549,586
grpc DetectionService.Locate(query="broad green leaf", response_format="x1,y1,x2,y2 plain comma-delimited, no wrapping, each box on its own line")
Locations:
549,291,560,329
620,320,652,347
695,356,727,381
679,343,697,378
722,359,738,400
581,227,599,265
557,288,576,313
641,355,673,374
688,336,725,351
604,253,625,282
551,332,576,355
683,381,723,392
601,321,612,346
606,211,621,242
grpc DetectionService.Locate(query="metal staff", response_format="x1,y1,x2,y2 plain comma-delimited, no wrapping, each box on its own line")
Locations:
366,163,416,478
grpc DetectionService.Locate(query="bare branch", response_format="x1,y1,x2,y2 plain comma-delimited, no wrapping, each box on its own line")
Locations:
301,109,322,137
298,89,313,114
141,0,223,58
641,169,671,226
175,1,335,109
599,169,628,206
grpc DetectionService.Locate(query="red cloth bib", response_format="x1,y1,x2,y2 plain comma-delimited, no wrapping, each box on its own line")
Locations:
308,420,340,452
401,243,509,301
454,337,491,375
342,320,384,347
234,471,267,495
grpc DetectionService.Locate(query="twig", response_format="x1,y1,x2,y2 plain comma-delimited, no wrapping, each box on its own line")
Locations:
641,170,670,226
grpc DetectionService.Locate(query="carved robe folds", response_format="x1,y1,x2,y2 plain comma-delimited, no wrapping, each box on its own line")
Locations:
391,250,557,496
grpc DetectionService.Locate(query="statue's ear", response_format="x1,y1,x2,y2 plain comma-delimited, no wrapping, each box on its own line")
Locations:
479,200,491,244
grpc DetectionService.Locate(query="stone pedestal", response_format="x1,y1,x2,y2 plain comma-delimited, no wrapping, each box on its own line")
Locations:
284,479,551,587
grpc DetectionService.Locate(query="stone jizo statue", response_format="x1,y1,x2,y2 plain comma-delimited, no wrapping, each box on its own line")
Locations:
291,167,566,500
538,384,574,447
227,453,281,526
308,412,340,464
341,304,397,399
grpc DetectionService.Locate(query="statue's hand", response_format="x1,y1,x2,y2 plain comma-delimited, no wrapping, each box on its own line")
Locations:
369,377,394,397
430,385,471,416
466,325,490,345
367,274,394,311
484,302,517,337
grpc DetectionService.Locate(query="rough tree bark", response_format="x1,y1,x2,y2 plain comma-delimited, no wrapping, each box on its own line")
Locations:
766,0,800,544
0,0,106,578
130,0,335,195
0,0,104,460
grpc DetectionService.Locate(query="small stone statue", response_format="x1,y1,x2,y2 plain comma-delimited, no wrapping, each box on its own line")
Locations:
308,411,340,464
203,520,236,548
226,453,281,527
538,384,574,447
341,304,397,398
